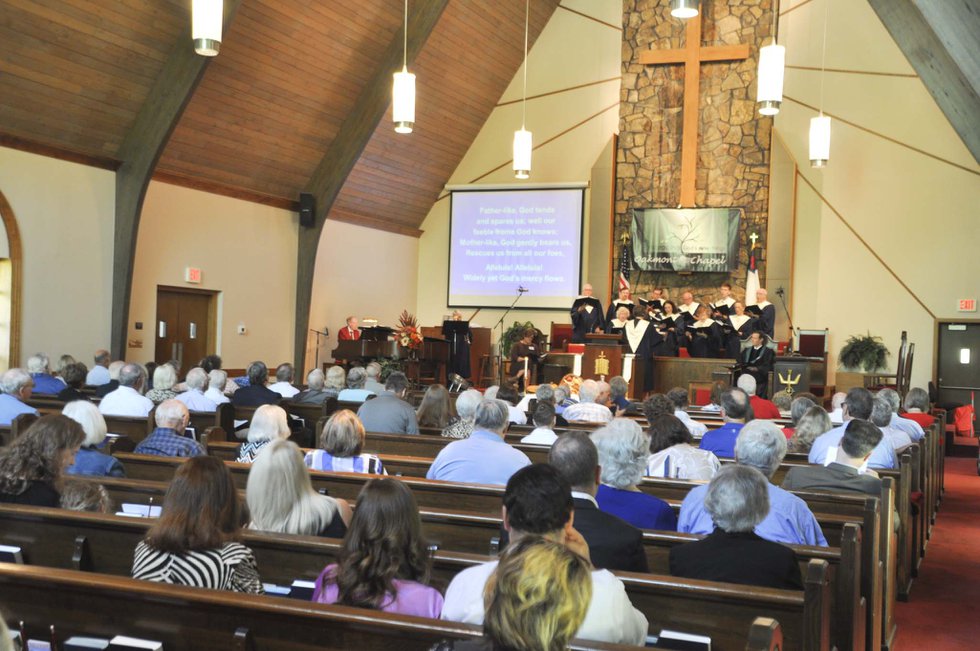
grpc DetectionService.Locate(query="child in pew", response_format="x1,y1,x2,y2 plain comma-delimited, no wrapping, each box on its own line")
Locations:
312,478,444,618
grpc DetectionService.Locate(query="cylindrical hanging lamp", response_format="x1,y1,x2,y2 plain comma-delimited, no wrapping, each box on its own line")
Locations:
393,66,416,134
513,128,532,180
756,42,785,115
192,0,223,56
809,115,831,168
670,0,699,19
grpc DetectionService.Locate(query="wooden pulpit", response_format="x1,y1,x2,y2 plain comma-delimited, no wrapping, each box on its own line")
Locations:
772,357,812,397
583,334,624,382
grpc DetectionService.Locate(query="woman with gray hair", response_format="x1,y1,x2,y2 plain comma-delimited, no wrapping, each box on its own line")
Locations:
63,401,125,478
592,419,677,531
337,367,374,403
322,366,347,399
237,405,291,463
146,363,179,403
441,389,483,439
669,465,803,589
786,405,833,454
305,410,385,474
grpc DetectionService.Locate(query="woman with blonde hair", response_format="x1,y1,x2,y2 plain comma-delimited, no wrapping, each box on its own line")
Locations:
305,410,385,474
247,439,351,537
63,400,125,477
146,363,179,403
237,404,291,463
417,383,453,429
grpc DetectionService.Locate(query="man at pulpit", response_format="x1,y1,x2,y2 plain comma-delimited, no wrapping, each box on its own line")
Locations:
737,332,775,398
571,284,605,343
337,316,361,341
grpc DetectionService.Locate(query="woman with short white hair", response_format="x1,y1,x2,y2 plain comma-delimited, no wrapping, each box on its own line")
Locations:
305,410,385,474
237,405,291,463
63,401,125,477
323,366,346,398
146,364,179,403
441,389,482,439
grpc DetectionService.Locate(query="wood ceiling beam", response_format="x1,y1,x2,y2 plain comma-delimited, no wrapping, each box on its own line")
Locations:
293,0,450,370
110,1,243,359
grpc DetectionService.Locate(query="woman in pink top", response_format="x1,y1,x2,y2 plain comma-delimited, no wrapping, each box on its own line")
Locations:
312,477,443,618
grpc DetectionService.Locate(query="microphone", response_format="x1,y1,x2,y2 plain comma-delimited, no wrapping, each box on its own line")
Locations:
775,287,785,298
518,286,529,293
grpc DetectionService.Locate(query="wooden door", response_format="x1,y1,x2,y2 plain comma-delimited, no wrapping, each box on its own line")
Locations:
155,288,216,376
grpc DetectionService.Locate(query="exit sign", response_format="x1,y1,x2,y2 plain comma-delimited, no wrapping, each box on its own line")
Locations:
185,267,202,284
958,299,976,312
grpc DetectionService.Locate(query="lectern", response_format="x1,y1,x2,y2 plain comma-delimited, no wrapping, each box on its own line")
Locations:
583,333,623,382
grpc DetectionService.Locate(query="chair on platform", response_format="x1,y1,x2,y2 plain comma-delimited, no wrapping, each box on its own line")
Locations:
550,322,573,351
477,355,497,389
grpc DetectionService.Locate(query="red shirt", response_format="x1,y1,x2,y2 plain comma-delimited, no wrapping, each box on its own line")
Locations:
781,427,794,440
900,411,935,428
338,326,361,341
750,395,782,420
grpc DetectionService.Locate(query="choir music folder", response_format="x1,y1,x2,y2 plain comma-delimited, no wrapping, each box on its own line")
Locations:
743,304,763,317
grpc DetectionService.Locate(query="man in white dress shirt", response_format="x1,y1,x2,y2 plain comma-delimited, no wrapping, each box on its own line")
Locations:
267,363,301,399
99,364,153,417
176,367,218,413
205,370,231,405
85,349,112,386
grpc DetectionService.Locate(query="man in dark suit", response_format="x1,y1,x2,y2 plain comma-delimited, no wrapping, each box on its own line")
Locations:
738,331,775,398
230,361,281,407
548,431,648,573
782,420,884,496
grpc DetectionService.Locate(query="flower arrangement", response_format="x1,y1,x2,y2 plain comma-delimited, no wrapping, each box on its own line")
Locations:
396,310,424,350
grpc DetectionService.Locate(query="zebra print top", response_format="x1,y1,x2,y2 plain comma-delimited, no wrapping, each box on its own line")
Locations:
132,541,264,594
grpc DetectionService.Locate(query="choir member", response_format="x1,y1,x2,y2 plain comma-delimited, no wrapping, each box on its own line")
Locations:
510,328,542,390
606,305,631,336
723,301,757,358
640,287,666,317
605,287,635,324
686,306,721,358
652,300,684,356
624,306,662,394
677,292,701,326
710,283,736,318
745,289,776,338
570,284,605,343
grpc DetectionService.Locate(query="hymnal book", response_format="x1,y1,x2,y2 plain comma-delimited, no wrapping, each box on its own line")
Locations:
118,504,161,518
107,636,163,651
262,583,291,596
711,303,732,317
288,579,316,601
657,629,711,651
571,297,602,312
26,641,51,651
0,544,24,563
743,304,763,317
64,638,111,650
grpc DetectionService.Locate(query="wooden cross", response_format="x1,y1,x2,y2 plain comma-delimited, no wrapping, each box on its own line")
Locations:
639,13,750,207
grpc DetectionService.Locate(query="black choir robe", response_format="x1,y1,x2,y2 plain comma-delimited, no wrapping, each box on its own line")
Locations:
746,301,776,338
623,318,662,399
686,319,722,358
605,299,635,325
678,302,702,326
711,297,736,318
653,314,685,356
606,318,628,336
739,344,775,398
639,297,664,317
571,296,605,343
723,314,756,358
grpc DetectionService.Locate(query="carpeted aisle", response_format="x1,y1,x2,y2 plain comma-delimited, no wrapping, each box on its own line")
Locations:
893,457,980,649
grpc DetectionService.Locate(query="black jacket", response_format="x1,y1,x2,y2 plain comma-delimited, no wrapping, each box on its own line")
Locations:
230,385,282,407
572,496,648,573
669,529,803,590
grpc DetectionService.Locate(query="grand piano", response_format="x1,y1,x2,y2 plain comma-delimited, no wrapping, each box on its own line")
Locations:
331,327,399,362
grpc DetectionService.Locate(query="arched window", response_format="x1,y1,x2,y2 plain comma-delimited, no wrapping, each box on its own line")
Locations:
0,191,23,369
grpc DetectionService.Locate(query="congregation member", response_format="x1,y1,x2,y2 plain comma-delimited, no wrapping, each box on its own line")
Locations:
61,480,112,513
808,388,897,470
56,355,78,379
786,404,833,454
27,353,63,395
548,432,648,572
63,400,124,478
670,465,803,590
132,456,262,593
685,305,722,358
427,399,530,485
562,379,613,424
724,300,757,358
647,413,721,481
608,376,632,414
641,392,676,422
294,369,330,404
231,362,281,407
440,464,648,645
237,404,291,463
94,360,125,398
99,363,153,417
520,402,558,445
593,419,676,531
783,420,885,496
268,363,301,398
337,315,361,341
782,394,817,438
827,391,847,424
363,362,386,394
878,388,926,441
176,367,218,412
441,389,482,439
56,362,90,403
698,388,751,459
748,288,776,338
85,349,112,386
146,363,179,403
247,439,351,537
324,366,349,399
357,371,418,435
666,387,707,437
305,409,386,474
736,331,775,398
199,355,239,395
0,369,38,426
680,421,828,547
901,387,936,430
495,383,527,425
205,370,231,405
737,374,781,419
570,283,606,343
0,415,84,507
313,478,441,617
772,390,793,416
337,366,375,403
134,400,203,458
870,396,913,453
416,383,454,429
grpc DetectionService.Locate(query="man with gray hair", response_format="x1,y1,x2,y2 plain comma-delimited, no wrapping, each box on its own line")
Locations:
877,388,925,442
205,370,231,405
680,420,828,546
427,398,530,485
99,363,153,417
698,388,751,459
176,367,217,413
27,353,63,395
562,379,613,424
0,369,39,426
809,387,896,470
268,362,301,399
86,349,112,386
736,374,781,419
231,361,281,407
134,399,203,457
783,419,885,496
295,368,329,405
95,361,126,398
337,366,375,403
364,361,386,394
871,396,913,453
356,371,418,435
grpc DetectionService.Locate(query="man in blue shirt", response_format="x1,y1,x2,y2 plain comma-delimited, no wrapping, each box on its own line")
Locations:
0,368,39,426
680,420,828,547
877,388,925,442
134,400,204,458
809,388,897,470
427,398,530,485
698,388,750,458
27,353,64,396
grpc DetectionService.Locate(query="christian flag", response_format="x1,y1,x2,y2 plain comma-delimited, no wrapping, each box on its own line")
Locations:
619,241,631,292
745,242,760,306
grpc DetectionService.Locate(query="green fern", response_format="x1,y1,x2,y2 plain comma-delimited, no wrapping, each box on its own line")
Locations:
838,332,889,372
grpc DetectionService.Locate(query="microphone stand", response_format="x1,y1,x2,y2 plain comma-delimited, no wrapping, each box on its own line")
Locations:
775,290,796,355
310,329,329,370
493,288,527,387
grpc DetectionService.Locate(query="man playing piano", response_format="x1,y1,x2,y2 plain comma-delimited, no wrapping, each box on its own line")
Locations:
338,316,361,341
570,283,606,343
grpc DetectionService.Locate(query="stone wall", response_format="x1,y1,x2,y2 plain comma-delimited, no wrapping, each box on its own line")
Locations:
616,0,775,306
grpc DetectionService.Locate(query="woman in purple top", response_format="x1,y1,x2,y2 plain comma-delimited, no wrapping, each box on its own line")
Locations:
312,477,443,618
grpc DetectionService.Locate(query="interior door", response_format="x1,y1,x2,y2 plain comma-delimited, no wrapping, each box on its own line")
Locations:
155,288,215,376
936,322,980,408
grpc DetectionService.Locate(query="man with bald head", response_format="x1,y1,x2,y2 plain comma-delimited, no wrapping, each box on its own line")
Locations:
678,291,701,326
99,363,153,417
134,400,204,457
750,288,776,338
571,283,605,343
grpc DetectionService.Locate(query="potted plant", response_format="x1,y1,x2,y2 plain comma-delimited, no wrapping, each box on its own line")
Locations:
838,332,889,373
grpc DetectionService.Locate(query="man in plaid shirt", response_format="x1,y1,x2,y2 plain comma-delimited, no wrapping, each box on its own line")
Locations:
563,380,614,424
134,400,204,458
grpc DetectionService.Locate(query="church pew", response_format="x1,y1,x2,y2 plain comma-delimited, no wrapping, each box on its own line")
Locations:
0,412,38,445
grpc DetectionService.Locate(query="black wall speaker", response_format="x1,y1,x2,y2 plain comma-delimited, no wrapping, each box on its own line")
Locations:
299,193,315,228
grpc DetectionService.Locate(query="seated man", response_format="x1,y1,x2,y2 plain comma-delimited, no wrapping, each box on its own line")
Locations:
363,362,386,394
495,383,527,425
356,371,419,435
99,364,154,418
698,388,751,459
0,369,39,426
176,367,218,413
134,400,204,457
809,388,897,470
94,361,126,398
548,432,648,572
267,363,301,399
521,401,558,445
295,369,330,405
871,396,913,453
337,367,375,403
783,420,884,496
27,353,64,395
878,388,925,442
666,387,708,437
230,362,282,407
562,379,613,424
337,315,361,340
86,349,112,386
737,332,775,398
204,370,231,405
681,420,828,547
827,391,847,424
737,374,781,420
427,399,531,485
441,464,648,645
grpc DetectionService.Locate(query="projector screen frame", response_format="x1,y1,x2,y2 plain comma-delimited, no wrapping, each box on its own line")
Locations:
447,184,587,312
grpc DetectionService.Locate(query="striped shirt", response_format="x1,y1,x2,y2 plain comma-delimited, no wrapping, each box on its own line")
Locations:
132,541,263,594
304,449,386,475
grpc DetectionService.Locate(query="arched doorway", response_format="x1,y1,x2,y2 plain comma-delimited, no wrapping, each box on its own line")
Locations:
0,191,23,369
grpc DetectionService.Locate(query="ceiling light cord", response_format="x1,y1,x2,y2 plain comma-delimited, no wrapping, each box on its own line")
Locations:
522,0,529,129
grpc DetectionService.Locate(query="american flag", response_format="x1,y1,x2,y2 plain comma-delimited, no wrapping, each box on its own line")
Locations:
619,241,631,292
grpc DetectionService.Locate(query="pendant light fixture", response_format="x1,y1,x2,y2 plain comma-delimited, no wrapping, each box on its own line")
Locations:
670,0,699,19
756,4,784,116
513,0,532,179
392,0,416,134
809,0,831,167
192,0,223,57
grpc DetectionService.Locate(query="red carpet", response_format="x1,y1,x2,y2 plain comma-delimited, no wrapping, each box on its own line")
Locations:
893,457,980,650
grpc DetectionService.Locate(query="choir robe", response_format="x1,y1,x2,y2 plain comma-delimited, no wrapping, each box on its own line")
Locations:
571,296,606,343
640,298,664,318
724,314,756,358
678,302,702,326
624,318,661,393
747,301,776,338
711,296,736,318
686,319,722,358
605,300,635,324
653,314,685,356
606,318,629,336
739,344,775,398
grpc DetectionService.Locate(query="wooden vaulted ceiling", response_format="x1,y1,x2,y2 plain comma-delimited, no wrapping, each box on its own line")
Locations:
0,0,559,234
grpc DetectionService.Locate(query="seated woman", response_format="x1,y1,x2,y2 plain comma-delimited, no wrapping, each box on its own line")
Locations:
592,419,676,531
247,439,351,537
786,405,832,454
312,477,442,617
669,465,803,590
646,413,720,481
63,400,125,477
0,415,84,506
441,389,482,439
901,387,936,429
305,410,385,474
56,362,90,403
782,395,817,440
237,404,291,463
132,456,263,593
417,383,453,430
146,363,179,403
322,366,347,400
